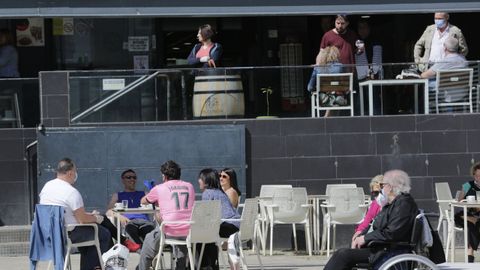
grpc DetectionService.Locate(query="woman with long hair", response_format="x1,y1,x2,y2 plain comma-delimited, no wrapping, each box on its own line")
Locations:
220,168,242,208
198,168,240,270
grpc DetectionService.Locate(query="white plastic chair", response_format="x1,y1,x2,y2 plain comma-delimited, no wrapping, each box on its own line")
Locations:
154,200,222,270
256,185,292,255
434,182,462,262
220,198,264,270
322,187,368,257
311,73,354,117
265,187,312,256
64,224,105,270
434,68,473,113
319,184,357,255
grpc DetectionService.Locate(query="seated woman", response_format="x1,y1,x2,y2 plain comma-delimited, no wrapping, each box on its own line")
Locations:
351,175,384,243
198,168,241,270
454,161,480,263
307,46,345,117
324,170,419,270
220,168,242,208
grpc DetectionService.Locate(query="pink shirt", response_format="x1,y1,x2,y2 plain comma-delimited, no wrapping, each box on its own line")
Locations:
355,199,382,233
146,180,195,237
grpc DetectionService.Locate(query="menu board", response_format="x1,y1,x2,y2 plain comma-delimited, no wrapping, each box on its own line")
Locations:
16,18,45,47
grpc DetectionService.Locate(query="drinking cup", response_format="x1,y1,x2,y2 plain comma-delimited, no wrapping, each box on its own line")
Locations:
122,200,129,209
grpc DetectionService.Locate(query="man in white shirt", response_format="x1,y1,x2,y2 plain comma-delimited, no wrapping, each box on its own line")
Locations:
414,12,468,72
40,158,111,270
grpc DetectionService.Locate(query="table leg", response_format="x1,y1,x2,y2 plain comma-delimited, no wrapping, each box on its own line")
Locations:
424,81,429,114
450,204,456,262
463,206,468,263
116,212,121,243
414,84,419,114
359,85,365,116
368,84,373,116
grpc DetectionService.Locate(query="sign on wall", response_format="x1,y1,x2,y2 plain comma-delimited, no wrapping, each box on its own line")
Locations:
16,18,45,47
52,18,74,36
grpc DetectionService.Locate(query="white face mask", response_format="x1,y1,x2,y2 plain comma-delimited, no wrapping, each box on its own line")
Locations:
73,172,78,183
376,189,388,207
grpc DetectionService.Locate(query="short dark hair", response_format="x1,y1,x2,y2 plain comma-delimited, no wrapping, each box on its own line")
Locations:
221,168,241,196
471,162,480,175
161,160,181,180
199,168,221,190
121,169,136,178
199,24,214,40
57,158,75,174
336,14,349,22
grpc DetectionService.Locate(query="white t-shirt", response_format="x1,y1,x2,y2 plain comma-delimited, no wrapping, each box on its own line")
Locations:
39,178,84,225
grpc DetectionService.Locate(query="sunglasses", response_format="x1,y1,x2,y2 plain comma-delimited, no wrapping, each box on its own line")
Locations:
220,174,228,179
379,183,389,188
124,175,137,180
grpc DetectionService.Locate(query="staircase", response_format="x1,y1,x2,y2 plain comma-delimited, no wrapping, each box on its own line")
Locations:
0,225,31,256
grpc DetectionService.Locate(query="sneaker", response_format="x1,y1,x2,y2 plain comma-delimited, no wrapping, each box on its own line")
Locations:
123,239,141,252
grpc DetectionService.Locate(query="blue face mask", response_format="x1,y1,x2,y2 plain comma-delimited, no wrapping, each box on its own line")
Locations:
435,19,446,29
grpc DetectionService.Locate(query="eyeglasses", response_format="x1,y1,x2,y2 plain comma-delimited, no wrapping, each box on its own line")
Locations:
124,175,137,180
379,183,390,188
220,174,228,179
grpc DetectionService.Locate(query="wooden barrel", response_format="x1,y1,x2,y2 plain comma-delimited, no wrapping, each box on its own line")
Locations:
193,75,245,118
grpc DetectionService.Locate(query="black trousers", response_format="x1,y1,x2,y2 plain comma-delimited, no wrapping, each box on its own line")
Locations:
199,222,239,270
323,247,370,270
125,218,155,244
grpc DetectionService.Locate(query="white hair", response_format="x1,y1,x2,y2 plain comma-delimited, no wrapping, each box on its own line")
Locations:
444,37,459,53
383,169,411,194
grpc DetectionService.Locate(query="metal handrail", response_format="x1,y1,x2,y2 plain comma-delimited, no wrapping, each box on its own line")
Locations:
71,71,164,123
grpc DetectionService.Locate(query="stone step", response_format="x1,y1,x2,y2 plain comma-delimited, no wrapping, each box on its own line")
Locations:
0,225,31,243
0,242,29,257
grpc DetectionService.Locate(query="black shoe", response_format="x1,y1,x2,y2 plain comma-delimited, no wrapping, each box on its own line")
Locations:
468,255,474,263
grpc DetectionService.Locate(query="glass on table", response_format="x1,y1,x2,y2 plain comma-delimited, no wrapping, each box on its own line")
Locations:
455,190,464,202
476,191,480,202
122,199,129,209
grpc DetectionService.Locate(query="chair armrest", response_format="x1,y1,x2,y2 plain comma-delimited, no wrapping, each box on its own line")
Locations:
265,204,279,210
320,204,335,208
436,199,455,203
221,218,242,222
66,223,97,231
301,204,313,209
367,240,412,249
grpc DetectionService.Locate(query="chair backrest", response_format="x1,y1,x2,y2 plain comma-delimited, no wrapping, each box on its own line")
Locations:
327,187,366,224
435,182,453,215
271,187,309,223
238,198,258,241
259,185,293,198
188,200,222,243
435,68,473,103
317,73,353,93
325,184,357,197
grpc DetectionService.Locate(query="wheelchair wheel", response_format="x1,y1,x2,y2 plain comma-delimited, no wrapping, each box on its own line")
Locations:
378,254,438,270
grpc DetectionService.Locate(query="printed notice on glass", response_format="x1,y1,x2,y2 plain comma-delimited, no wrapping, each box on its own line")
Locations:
128,36,149,52
102,79,125,91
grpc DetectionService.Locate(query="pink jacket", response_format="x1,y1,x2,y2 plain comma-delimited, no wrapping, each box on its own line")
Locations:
355,199,382,233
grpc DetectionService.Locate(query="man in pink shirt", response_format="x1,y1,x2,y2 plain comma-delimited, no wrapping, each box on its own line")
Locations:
137,160,195,270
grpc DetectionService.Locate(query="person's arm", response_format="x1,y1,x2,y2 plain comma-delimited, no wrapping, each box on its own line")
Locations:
187,44,201,65
0,46,14,67
420,68,435,79
455,29,469,57
73,207,99,224
210,43,223,64
356,200,381,233
225,188,239,208
413,28,428,63
106,193,118,210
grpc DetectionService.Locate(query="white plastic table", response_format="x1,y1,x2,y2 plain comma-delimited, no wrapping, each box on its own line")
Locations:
358,79,429,115
112,207,156,241
450,200,480,263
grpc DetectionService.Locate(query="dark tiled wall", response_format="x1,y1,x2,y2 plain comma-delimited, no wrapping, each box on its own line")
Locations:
39,71,70,128
3,114,480,248
0,128,36,225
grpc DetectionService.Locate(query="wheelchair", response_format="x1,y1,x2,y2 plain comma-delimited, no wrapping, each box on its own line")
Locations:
356,212,440,270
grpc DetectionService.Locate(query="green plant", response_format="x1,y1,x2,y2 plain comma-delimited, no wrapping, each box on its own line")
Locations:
260,86,273,116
